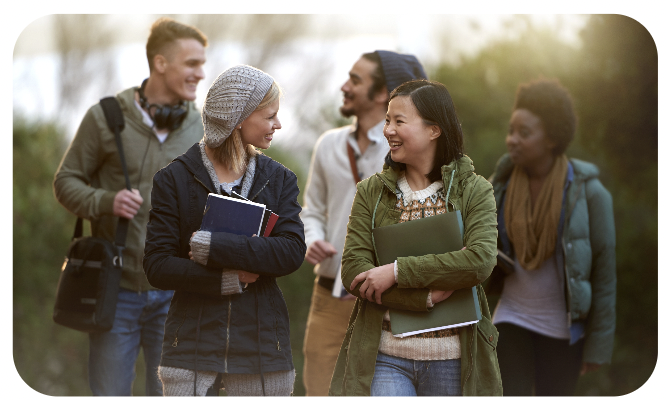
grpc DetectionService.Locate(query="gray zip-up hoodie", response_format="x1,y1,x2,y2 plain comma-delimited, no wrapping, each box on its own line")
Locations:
53,86,204,292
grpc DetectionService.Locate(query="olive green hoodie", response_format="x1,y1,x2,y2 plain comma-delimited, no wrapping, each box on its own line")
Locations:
329,155,502,396
54,86,204,292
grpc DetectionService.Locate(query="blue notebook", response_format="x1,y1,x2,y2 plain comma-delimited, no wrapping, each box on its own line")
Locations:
200,193,266,237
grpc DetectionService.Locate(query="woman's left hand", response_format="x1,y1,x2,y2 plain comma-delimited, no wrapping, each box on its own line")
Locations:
350,263,396,305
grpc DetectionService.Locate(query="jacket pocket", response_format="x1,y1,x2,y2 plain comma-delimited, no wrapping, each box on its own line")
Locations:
477,315,498,350
472,315,502,395
168,295,190,348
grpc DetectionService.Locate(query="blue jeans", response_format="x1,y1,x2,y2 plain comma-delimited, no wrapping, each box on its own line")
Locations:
371,352,461,396
88,288,173,396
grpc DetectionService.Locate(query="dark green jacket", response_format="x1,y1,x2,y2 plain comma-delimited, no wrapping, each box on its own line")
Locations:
487,154,616,365
54,87,204,292
329,155,502,396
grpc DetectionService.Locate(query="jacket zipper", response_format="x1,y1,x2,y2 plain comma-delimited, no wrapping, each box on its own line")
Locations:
194,175,213,193
224,297,232,373
172,307,189,347
562,180,583,328
250,180,270,201
275,318,281,351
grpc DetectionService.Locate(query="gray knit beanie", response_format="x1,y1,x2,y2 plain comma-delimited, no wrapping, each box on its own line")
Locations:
202,65,274,148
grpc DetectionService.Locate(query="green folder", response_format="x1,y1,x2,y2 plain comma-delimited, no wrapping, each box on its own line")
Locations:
372,210,481,338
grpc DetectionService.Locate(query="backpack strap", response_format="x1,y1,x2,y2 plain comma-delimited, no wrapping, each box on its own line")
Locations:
99,96,131,250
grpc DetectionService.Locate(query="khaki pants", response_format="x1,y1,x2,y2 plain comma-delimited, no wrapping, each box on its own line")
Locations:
302,280,356,396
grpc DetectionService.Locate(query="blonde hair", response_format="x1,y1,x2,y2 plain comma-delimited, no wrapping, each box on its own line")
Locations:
211,81,282,174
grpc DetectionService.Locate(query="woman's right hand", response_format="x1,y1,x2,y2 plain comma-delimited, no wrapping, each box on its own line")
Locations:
431,290,454,304
238,271,260,284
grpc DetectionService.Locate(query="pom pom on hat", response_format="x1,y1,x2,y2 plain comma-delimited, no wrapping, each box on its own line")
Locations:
202,65,274,148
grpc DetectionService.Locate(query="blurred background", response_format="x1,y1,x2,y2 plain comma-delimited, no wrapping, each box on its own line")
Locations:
12,14,657,396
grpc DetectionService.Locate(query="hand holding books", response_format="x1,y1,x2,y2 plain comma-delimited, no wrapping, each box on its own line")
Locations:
350,262,396,305
188,227,260,284
351,247,465,306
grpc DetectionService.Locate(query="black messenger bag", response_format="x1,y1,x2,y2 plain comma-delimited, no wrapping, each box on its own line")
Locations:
53,97,131,333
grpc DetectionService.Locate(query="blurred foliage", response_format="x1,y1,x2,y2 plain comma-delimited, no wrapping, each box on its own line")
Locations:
13,118,92,395
13,14,657,396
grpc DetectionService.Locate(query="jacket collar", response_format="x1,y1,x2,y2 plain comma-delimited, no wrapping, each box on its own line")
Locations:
174,143,280,199
348,118,386,144
377,155,476,200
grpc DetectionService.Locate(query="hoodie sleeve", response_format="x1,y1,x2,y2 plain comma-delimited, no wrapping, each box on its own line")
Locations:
53,106,117,219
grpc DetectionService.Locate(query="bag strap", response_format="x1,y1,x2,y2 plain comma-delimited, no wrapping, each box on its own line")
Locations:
100,96,131,249
346,141,361,184
72,97,131,250
100,97,131,192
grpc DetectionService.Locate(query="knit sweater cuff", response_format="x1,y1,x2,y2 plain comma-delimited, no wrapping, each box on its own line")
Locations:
426,290,434,308
221,269,243,295
190,230,212,265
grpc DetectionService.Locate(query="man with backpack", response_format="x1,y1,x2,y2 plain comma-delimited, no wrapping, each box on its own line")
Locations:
53,17,207,396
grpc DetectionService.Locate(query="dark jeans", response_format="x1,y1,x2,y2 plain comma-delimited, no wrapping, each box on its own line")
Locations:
496,322,584,396
88,288,173,396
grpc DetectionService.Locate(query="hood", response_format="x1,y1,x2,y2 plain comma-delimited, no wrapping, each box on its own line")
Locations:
378,155,477,199
173,143,283,200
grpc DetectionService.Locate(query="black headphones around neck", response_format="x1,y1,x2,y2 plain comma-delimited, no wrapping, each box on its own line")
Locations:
138,78,188,131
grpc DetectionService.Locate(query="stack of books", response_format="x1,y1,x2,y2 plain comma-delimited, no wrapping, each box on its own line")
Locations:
372,210,481,338
200,192,278,237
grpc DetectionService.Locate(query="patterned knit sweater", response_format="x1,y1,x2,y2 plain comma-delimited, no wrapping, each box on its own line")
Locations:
377,175,462,361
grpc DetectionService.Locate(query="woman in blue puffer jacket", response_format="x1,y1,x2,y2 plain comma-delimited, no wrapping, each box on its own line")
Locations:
486,78,616,396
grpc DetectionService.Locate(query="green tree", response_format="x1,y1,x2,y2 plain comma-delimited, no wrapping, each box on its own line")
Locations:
432,16,579,178
570,15,658,396
13,118,92,395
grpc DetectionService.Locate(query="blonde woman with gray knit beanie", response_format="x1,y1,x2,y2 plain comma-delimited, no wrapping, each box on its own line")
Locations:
144,65,305,396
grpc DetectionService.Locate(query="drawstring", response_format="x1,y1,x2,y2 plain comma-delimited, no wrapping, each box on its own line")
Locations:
445,169,456,213
370,188,383,264
255,289,267,395
193,304,204,396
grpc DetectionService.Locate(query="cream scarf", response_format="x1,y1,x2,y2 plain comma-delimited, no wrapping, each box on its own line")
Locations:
505,155,568,271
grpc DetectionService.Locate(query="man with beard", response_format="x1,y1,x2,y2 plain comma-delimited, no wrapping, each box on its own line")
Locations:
300,51,427,396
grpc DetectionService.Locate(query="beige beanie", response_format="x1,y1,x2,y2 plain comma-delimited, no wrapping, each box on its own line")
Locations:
202,65,274,148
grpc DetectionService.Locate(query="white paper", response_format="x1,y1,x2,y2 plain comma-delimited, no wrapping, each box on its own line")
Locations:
393,320,479,338
331,263,344,298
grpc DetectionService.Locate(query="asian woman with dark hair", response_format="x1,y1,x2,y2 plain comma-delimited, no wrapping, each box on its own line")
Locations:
329,80,502,396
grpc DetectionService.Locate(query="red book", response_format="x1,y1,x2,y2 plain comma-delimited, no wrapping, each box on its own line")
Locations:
262,212,279,237
231,191,280,237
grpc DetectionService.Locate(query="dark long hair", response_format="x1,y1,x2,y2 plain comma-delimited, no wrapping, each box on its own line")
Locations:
385,80,464,182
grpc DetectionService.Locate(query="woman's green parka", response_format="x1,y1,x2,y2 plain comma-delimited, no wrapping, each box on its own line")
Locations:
328,155,503,396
